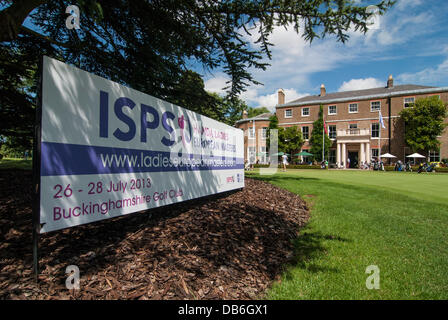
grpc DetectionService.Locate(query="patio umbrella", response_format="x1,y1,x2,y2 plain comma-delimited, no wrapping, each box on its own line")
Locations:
271,152,291,156
380,153,396,158
294,151,313,156
406,152,426,165
406,153,425,158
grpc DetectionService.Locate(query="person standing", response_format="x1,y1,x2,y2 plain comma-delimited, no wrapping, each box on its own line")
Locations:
347,157,351,168
282,154,288,172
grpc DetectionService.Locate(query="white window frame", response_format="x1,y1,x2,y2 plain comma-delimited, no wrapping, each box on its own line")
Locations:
328,105,337,115
348,103,358,113
370,101,381,112
285,109,293,118
404,97,415,108
248,127,255,139
371,148,379,158
371,123,379,138
429,150,440,162
328,125,337,139
261,127,268,139
302,107,310,117
302,126,309,140
329,149,336,164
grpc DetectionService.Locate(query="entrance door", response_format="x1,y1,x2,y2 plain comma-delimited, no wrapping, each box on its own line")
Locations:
348,151,359,168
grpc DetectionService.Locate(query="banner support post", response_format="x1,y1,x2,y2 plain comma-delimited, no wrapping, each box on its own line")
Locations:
32,56,43,282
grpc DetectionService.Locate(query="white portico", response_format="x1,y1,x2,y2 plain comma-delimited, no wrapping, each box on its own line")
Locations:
336,128,371,168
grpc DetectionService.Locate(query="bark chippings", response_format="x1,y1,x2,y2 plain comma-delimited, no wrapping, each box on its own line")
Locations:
0,171,309,299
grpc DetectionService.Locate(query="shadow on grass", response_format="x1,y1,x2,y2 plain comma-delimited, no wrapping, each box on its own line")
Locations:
0,159,32,171
248,173,354,276
247,173,320,185
283,230,352,278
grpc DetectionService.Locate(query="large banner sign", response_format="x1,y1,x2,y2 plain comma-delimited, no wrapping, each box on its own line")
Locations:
39,56,244,233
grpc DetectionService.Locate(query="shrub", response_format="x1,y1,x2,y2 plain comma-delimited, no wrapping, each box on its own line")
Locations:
253,164,324,169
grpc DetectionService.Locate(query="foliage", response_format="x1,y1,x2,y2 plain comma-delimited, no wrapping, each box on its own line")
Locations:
246,106,270,119
253,164,322,169
283,126,304,156
399,96,447,154
0,0,394,145
309,105,332,161
0,135,32,158
168,70,248,125
266,114,303,156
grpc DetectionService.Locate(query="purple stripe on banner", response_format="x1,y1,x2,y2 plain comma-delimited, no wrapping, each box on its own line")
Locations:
41,142,244,176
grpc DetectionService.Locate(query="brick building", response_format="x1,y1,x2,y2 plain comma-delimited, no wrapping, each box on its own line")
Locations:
236,76,448,167
275,75,448,167
235,110,272,164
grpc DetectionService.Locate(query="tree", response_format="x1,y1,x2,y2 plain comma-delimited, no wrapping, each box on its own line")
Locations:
212,94,250,126
267,114,284,153
0,0,394,143
246,106,271,119
399,96,447,155
0,135,32,158
266,114,303,156
309,105,332,161
168,70,247,126
283,126,304,157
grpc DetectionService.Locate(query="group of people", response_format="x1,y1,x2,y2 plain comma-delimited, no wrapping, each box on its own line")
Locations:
393,160,413,172
334,158,385,170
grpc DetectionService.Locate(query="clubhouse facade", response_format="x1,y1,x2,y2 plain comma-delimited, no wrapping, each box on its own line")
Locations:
235,75,448,167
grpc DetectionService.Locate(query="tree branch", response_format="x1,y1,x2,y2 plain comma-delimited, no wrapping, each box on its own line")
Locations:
0,0,48,42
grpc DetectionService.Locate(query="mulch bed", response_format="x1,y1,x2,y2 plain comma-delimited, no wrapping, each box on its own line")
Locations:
0,170,309,300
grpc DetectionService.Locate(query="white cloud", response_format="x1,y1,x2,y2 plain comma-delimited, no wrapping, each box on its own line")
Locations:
338,78,384,92
204,75,229,95
237,87,308,111
395,0,423,10
202,1,443,108
397,58,448,85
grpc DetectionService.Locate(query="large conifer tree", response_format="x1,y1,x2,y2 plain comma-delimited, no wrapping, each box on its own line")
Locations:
309,105,332,162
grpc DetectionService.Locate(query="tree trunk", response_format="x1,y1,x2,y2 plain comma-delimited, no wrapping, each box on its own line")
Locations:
0,0,47,42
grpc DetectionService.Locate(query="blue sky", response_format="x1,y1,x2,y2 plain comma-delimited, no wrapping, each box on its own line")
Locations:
202,0,448,110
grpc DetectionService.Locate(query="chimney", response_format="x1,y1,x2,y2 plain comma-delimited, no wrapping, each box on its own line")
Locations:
320,84,326,97
278,88,285,105
242,110,248,119
387,74,394,88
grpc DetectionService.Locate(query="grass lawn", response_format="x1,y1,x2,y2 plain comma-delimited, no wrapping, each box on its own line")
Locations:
247,169,448,299
0,158,32,170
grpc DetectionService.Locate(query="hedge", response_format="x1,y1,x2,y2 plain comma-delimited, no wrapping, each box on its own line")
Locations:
384,166,448,172
251,164,448,172
252,164,324,169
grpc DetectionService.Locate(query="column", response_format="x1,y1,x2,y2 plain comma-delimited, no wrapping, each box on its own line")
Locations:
360,143,365,163
342,143,346,169
337,143,341,167
366,142,371,163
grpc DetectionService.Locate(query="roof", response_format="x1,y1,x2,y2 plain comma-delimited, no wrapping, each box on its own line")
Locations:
235,112,273,124
278,84,445,108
